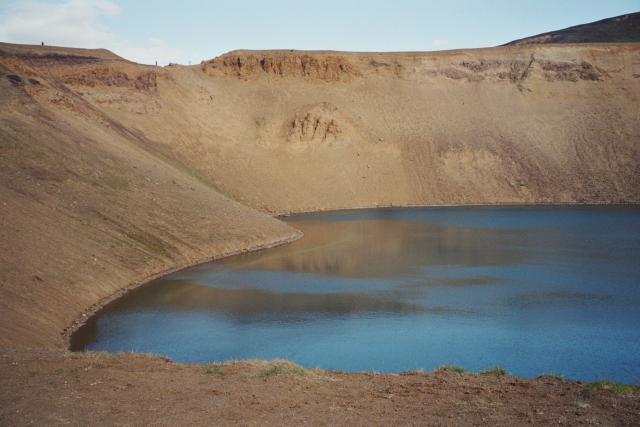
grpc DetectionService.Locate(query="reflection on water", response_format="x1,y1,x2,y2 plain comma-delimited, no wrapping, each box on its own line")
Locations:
215,219,524,277
505,291,610,309
97,279,465,317
72,206,640,383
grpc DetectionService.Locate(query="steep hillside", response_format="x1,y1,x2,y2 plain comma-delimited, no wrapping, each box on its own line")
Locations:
54,44,640,214
1,41,639,347
506,12,640,45
0,43,300,347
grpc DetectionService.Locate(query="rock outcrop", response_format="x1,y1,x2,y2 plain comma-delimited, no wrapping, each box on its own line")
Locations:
287,103,342,143
203,51,359,81
429,56,604,83
61,67,159,91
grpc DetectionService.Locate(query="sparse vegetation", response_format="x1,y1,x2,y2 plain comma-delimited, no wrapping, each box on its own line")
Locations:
254,116,266,128
588,381,640,396
100,175,130,190
481,367,508,376
539,373,565,380
438,365,465,374
205,365,225,377
256,360,310,379
404,368,424,375
124,230,172,258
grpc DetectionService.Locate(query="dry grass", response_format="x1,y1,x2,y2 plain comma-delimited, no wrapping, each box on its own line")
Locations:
481,367,508,376
588,381,640,396
438,365,465,374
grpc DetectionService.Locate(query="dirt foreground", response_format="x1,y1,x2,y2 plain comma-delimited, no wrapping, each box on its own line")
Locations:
1,350,638,426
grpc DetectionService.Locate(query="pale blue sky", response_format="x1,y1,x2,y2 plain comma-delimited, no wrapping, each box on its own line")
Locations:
0,0,638,65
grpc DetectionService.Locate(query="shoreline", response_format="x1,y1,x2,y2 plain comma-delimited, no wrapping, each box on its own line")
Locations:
62,230,304,350
273,201,640,217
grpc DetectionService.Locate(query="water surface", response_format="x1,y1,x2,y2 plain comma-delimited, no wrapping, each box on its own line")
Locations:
72,206,640,383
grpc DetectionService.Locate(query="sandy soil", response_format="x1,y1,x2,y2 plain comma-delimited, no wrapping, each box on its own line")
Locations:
1,40,639,425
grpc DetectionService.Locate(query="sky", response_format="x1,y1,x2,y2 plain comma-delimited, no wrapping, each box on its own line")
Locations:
0,0,638,65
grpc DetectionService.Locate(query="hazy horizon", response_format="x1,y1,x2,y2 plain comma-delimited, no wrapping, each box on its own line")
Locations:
0,0,638,65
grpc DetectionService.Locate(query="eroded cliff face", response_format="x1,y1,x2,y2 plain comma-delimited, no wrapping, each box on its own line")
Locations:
287,103,342,143
203,51,359,81
60,67,159,91
155,45,640,212
1,41,639,346
4,43,639,216
203,48,619,85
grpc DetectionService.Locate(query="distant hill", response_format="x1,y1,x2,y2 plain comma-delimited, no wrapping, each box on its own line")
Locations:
505,12,640,45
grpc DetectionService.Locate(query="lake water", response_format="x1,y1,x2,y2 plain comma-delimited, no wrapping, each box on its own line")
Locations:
71,206,640,383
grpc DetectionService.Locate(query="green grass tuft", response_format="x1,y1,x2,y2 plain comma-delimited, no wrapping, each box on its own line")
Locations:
256,360,310,379
205,365,225,377
481,367,508,376
540,373,565,380
438,365,465,374
588,381,640,396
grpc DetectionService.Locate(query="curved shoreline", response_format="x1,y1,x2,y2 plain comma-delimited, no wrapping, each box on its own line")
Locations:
274,201,638,217
63,230,303,349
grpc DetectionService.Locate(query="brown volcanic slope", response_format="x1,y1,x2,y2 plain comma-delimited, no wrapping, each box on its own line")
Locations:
0,37,640,424
506,12,640,45
6,43,637,218
0,43,300,348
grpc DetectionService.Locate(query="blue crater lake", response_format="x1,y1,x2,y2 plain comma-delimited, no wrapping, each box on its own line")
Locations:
72,206,640,383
